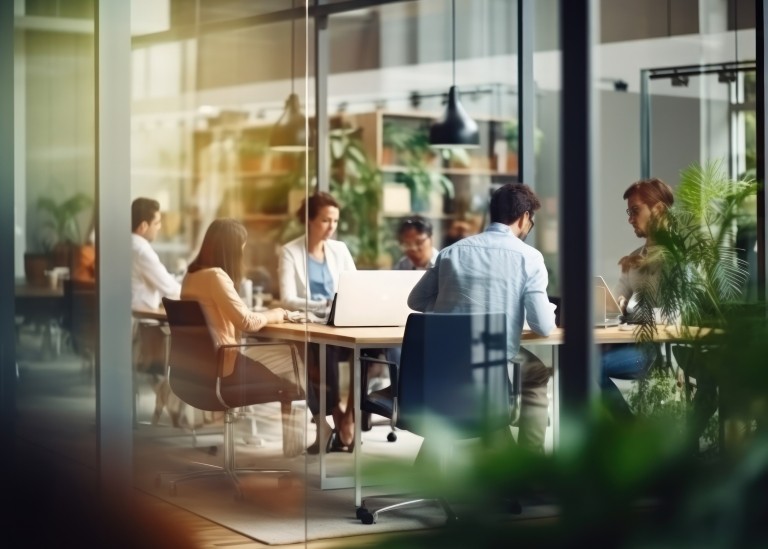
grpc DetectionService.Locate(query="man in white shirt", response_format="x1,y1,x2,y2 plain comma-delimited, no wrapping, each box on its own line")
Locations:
131,197,181,310
131,198,181,393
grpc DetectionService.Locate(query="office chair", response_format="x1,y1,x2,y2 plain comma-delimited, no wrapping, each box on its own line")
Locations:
357,312,516,524
61,279,97,377
157,298,305,499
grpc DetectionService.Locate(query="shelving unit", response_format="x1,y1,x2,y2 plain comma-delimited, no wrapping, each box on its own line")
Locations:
189,121,299,289
187,108,518,281
354,110,517,249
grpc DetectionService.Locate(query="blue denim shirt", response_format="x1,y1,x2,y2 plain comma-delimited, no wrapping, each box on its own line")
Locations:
407,222,556,358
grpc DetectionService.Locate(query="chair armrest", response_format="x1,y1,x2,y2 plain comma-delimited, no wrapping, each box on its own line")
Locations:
359,356,398,395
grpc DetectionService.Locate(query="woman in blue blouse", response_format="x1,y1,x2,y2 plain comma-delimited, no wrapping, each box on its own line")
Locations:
279,192,357,452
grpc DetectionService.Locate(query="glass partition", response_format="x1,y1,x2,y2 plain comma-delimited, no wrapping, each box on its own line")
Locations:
7,0,764,545
130,2,312,543
593,0,757,454
13,0,98,469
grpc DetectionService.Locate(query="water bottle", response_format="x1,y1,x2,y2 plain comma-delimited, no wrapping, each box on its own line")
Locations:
253,285,264,309
240,279,253,308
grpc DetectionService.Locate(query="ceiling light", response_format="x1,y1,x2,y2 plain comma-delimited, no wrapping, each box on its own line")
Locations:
270,0,310,152
429,0,479,149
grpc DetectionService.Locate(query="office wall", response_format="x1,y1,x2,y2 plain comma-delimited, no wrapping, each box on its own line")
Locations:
23,29,95,259
536,85,712,293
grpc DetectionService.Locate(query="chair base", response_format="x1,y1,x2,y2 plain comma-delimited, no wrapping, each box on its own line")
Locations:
156,462,294,499
356,496,457,525
154,408,297,499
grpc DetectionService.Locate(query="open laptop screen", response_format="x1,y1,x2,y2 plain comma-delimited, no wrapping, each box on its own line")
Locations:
328,270,425,327
594,275,622,327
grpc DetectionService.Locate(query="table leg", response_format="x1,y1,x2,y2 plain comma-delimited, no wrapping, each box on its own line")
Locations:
353,346,362,507
319,342,328,486
552,345,560,451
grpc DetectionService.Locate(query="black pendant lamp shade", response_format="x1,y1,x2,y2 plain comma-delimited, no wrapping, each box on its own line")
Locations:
269,93,309,152
429,0,479,149
429,85,479,148
270,0,310,152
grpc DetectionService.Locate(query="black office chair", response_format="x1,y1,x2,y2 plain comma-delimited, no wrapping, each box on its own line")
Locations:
157,298,305,499
357,312,515,524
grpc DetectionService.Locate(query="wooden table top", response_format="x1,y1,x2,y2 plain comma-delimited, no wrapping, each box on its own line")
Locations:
131,306,700,347
15,282,64,298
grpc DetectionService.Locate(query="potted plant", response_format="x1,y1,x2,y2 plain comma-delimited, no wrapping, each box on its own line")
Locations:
33,191,94,277
239,137,270,173
383,120,454,213
628,160,757,452
329,130,396,268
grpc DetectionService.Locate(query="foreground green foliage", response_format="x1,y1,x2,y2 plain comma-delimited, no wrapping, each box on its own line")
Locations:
358,160,766,547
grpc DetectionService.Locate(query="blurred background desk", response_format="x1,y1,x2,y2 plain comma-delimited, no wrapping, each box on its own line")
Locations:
15,279,66,358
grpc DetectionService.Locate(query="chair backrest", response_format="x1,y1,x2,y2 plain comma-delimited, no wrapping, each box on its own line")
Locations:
162,298,224,412
398,312,510,439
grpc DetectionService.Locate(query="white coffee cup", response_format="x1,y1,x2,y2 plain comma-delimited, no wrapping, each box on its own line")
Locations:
46,270,58,290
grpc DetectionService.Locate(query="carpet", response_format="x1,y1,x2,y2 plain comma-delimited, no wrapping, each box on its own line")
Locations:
134,407,560,545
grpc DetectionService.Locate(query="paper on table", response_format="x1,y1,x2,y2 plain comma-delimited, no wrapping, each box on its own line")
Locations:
285,310,327,324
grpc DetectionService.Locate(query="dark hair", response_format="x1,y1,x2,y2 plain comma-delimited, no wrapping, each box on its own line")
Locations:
187,218,248,283
397,215,433,239
489,183,541,225
296,192,340,224
623,178,674,210
131,197,160,231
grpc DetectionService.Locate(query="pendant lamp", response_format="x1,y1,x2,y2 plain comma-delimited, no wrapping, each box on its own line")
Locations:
429,0,479,149
270,1,310,152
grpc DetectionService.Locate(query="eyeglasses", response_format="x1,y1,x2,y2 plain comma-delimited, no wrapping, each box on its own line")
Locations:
626,206,643,218
399,236,430,252
527,211,535,231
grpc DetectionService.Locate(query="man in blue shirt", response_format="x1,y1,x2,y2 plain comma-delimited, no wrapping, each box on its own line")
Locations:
408,183,556,452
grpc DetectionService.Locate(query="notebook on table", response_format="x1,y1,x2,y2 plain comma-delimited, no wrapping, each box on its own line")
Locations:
327,270,426,327
594,275,622,327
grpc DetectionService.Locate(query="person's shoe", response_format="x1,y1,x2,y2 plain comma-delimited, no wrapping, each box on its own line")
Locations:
327,430,354,453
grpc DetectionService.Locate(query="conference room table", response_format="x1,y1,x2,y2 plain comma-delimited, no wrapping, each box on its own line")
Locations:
258,321,696,508
134,306,694,507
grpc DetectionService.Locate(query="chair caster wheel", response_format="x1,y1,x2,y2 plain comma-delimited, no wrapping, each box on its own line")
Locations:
361,412,372,431
360,511,374,524
208,445,218,455
387,432,397,442
355,506,368,520
507,498,523,515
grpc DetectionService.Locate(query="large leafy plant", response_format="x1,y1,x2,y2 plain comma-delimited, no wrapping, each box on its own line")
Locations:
383,119,454,212
632,160,757,343
36,192,94,253
628,160,758,450
329,129,394,267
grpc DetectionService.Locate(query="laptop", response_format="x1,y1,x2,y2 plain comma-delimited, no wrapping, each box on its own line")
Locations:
327,270,426,327
594,275,622,327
